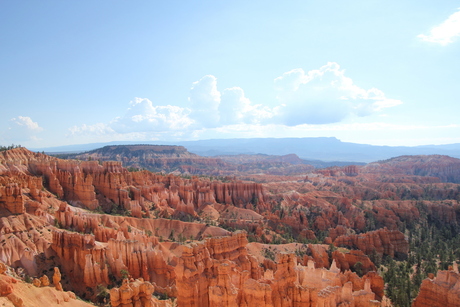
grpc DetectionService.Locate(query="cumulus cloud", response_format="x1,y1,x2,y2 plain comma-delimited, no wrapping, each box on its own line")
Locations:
188,76,277,127
68,64,402,143
219,87,277,125
69,123,114,136
68,98,195,142
111,97,194,133
188,75,221,127
418,8,460,45
5,116,43,142
274,62,402,125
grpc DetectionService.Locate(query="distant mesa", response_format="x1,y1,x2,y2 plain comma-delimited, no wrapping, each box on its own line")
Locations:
56,144,321,176
72,144,191,157
58,144,228,175
31,137,460,164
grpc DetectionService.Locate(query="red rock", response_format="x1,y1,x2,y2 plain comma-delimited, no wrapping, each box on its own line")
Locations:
53,267,63,291
0,278,13,296
333,228,409,258
0,181,24,214
413,265,460,307
332,249,376,275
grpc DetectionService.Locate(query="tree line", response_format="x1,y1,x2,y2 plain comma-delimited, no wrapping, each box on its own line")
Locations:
0,144,22,152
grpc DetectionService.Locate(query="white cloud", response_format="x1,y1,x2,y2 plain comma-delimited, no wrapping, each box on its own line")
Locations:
11,116,42,132
111,97,193,133
219,87,277,125
274,62,402,125
68,98,195,142
189,76,277,127
188,75,221,127
4,116,43,142
418,8,460,45
67,65,403,144
219,87,250,125
69,123,114,136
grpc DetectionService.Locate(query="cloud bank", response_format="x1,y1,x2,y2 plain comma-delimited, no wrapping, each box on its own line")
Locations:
418,8,460,45
6,116,43,142
274,62,402,125
69,63,402,141
111,98,193,133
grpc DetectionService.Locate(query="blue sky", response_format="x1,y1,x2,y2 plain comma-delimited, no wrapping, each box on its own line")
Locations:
1,1,460,148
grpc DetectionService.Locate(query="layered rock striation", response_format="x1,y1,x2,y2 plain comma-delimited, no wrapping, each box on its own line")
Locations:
413,264,460,307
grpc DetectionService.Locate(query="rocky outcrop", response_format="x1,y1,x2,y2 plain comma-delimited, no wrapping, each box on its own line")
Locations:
1,148,267,219
0,214,53,276
110,278,172,307
174,234,383,307
0,261,88,307
333,228,409,258
0,182,24,214
366,155,460,183
5,147,459,306
332,249,376,274
49,225,383,306
412,264,460,307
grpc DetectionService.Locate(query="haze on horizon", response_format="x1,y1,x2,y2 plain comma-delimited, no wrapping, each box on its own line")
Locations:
1,1,459,149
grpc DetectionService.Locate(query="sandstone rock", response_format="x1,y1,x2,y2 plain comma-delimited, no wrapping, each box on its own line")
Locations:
0,182,24,214
0,147,431,307
7,293,24,307
332,249,376,275
0,262,6,274
40,275,50,286
110,278,161,307
333,228,409,258
53,267,63,291
0,279,14,296
413,265,460,307
365,155,460,183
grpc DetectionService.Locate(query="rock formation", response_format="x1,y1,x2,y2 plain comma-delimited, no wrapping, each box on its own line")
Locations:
365,155,460,183
110,278,171,307
333,228,409,259
53,267,63,291
413,263,460,307
0,261,89,307
8,147,460,306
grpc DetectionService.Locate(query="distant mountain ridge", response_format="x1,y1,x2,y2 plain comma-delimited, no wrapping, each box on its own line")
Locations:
31,137,460,163
79,144,192,157
56,144,360,175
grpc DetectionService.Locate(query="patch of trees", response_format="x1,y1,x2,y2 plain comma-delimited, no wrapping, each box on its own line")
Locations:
0,144,22,151
382,203,460,306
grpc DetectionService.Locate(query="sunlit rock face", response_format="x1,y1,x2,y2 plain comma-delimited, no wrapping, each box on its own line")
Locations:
10,147,460,306
333,228,409,259
413,264,460,307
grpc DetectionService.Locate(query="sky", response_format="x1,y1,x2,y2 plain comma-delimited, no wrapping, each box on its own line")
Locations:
1,1,460,148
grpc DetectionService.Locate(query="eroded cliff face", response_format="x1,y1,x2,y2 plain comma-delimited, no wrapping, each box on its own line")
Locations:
413,264,460,307
333,228,409,259
4,147,445,306
110,278,173,307
1,148,266,220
